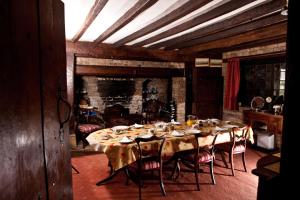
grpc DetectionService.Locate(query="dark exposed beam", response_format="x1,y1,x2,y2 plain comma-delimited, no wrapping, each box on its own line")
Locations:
66,41,195,62
113,0,212,47
173,13,286,49
179,22,287,53
76,65,184,77
196,35,286,56
71,0,108,42
151,0,286,49
95,0,158,43
132,0,256,47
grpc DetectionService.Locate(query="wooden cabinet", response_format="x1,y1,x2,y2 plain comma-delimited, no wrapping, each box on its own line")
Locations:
243,110,283,135
192,67,223,119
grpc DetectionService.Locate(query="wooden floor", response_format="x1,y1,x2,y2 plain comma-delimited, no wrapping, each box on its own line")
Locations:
71,148,266,200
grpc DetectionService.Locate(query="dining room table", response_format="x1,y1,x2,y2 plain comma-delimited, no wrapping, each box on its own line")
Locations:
86,120,254,185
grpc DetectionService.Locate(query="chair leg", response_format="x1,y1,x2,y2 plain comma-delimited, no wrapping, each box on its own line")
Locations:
72,165,80,174
75,131,82,147
171,157,180,181
210,161,215,185
108,161,113,175
230,153,235,176
195,163,200,191
159,168,166,196
138,169,142,200
220,151,228,168
125,167,130,185
242,152,247,172
82,136,89,149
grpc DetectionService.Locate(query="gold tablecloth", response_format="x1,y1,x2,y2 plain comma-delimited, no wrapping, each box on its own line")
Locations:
86,123,254,170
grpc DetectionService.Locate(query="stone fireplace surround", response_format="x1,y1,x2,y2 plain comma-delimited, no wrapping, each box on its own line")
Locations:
80,76,168,114
76,76,186,123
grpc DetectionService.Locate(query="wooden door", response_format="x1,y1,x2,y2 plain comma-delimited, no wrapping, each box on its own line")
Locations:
0,0,72,199
39,0,72,199
192,67,223,119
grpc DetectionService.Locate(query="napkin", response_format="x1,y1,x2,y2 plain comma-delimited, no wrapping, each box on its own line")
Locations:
222,124,239,129
119,136,133,143
215,126,226,131
171,130,184,137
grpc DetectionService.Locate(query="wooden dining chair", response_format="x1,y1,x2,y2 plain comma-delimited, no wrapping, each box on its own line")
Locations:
127,135,166,200
215,126,250,176
172,132,219,190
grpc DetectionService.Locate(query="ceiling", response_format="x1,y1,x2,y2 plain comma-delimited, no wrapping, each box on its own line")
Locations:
62,0,287,54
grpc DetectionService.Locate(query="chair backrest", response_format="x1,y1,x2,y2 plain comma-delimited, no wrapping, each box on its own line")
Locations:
194,132,219,158
104,104,128,116
134,136,166,166
230,126,250,151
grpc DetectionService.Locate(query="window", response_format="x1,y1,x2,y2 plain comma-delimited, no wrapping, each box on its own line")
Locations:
274,66,285,96
238,58,286,107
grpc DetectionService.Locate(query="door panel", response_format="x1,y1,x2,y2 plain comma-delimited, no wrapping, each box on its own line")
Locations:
39,0,73,199
0,0,47,199
0,0,72,199
192,68,223,119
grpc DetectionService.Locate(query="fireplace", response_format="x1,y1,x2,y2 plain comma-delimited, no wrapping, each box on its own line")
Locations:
76,76,168,114
97,78,135,108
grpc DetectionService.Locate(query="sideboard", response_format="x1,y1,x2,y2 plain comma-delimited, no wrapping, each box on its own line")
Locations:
243,110,283,148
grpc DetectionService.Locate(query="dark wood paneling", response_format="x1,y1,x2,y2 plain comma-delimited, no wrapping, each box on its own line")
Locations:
76,65,184,78
281,0,299,196
39,0,72,199
0,0,47,199
67,53,75,106
185,62,194,120
67,53,75,133
192,67,223,119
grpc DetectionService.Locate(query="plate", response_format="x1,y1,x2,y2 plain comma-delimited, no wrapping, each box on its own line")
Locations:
119,137,133,144
112,125,130,132
215,126,227,131
185,129,201,135
132,123,144,128
222,124,239,129
170,121,181,125
138,133,153,139
171,130,185,137
154,122,167,128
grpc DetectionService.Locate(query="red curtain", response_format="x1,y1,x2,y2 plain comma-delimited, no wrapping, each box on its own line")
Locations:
224,58,240,110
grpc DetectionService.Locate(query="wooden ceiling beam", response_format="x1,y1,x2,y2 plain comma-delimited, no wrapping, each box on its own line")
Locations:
173,13,286,49
71,0,108,42
151,0,285,49
94,0,158,43
113,0,212,47
179,22,287,53
196,35,286,56
76,65,184,77
133,0,256,47
66,41,195,62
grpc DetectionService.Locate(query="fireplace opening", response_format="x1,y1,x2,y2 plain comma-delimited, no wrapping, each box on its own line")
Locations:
98,78,135,107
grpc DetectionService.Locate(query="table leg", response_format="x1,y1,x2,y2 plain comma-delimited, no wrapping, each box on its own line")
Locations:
72,165,80,174
96,169,121,186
